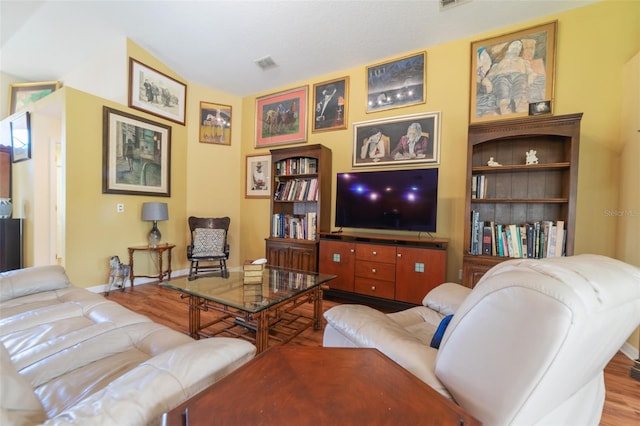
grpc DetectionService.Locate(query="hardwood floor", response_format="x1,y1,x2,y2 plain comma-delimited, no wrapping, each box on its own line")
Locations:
105,283,640,424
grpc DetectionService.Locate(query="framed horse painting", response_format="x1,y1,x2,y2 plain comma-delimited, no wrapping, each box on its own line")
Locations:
255,86,308,147
199,101,231,145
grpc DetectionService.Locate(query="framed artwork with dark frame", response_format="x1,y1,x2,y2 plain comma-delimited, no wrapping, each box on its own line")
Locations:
470,20,557,124
312,77,349,133
199,101,231,145
352,112,441,168
245,153,271,199
128,58,187,125
255,86,308,147
10,111,31,163
8,81,60,115
102,106,171,197
366,51,426,113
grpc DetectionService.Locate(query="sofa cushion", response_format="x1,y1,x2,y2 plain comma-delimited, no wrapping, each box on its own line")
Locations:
422,282,471,316
429,314,453,349
0,344,47,425
0,266,70,303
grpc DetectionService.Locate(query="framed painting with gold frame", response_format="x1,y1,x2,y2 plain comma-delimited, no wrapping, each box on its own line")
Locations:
255,86,308,147
199,101,231,145
366,51,426,113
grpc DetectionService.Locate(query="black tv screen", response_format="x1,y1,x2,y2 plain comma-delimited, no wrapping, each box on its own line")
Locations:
335,168,438,232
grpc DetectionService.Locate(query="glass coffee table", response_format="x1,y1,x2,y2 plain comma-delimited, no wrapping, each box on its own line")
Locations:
160,266,336,353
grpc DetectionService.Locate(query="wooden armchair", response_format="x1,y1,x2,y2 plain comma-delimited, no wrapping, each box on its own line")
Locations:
187,216,230,280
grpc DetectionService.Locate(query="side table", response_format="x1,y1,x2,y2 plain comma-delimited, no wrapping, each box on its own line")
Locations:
128,243,175,287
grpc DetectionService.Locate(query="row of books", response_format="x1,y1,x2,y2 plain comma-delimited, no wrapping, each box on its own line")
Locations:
275,157,318,176
470,211,566,258
271,212,317,240
269,269,314,291
274,178,318,201
471,175,488,199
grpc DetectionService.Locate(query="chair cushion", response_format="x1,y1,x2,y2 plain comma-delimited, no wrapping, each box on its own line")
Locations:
429,314,453,349
192,228,226,257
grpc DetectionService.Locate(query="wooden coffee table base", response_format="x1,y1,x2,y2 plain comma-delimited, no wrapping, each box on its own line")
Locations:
162,346,480,425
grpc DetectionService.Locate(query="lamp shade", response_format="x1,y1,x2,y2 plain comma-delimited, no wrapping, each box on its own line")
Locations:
141,202,168,221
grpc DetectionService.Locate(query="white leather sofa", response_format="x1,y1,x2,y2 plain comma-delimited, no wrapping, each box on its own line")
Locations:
324,254,640,425
0,265,257,425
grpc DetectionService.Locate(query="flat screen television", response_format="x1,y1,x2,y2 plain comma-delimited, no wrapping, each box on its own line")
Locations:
335,168,438,232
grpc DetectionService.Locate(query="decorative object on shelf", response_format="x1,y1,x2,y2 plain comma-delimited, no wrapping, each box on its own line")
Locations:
470,21,557,124
487,157,502,167
10,111,31,163
312,76,349,133
352,112,440,167
525,149,539,165
128,58,187,125
0,198,12,218
199,101,231,145
102,106,171,196
366,51,426,113
245,153,271,199
8,81,60,115
529,100,551,116
141,202,169,248
255,86,308,147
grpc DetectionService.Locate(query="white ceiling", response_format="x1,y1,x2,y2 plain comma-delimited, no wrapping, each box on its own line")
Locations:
1,0,596,97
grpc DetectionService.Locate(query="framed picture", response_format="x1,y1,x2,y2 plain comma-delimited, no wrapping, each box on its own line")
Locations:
366,51,426,113
199,101,231,145
312,77,349,133
128,58,187,125
8,81,60,115
245,153,271,198
10,111,31,163
470,21,557,124
255,86,308,147
352,112,441,167
102,106,171,196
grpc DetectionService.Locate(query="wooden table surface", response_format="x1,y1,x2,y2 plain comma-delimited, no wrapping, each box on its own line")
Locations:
163,346,480,425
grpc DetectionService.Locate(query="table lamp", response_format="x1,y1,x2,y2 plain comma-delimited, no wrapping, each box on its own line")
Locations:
141,202,168,248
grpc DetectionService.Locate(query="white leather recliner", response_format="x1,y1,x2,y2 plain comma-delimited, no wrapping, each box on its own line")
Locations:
323,254,640,425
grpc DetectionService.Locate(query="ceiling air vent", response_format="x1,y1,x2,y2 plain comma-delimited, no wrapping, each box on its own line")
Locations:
255,55,278,71
440,0,472,11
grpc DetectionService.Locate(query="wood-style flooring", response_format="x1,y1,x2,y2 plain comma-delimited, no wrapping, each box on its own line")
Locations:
105,282,640,425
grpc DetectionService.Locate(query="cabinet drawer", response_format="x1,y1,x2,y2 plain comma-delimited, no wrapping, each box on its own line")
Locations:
355,244,396,263
354,277,395,300
354,260,395,282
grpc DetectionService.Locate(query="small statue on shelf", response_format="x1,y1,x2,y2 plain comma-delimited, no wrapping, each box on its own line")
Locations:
487,157,502,167
525,149,539,165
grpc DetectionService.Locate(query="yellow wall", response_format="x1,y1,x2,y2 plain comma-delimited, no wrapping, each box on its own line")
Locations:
240,0,640,282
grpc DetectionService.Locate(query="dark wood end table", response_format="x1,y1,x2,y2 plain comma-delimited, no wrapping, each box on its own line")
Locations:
128,243,175,287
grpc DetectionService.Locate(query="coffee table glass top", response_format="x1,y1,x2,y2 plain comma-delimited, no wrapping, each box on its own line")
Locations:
160,267,335,313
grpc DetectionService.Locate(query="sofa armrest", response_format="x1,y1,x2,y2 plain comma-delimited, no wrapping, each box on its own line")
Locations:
422,282,471,316
0,266,71,303
45,338,256,425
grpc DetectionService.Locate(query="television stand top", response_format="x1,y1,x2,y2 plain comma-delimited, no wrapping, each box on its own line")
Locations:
319,231,448,249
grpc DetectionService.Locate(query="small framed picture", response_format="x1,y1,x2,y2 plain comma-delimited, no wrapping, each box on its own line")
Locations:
199,101,232,145
529,100,551,116
8,81,60,115
103,106,171,197
255,86,308,147
245,153,271,199
312,77,349,133
10,112,31,163
366,51,426,113
128,58,187,125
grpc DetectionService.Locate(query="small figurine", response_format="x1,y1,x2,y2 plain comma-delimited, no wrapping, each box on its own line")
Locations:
525,150,539,165
487,157,502,167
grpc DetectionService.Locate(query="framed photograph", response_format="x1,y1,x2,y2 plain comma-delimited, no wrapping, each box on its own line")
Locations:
255,86,308,147
102,106,171,196
470,21,557,124
128,58,187,125
10,111,31,163
8,81,60,115
245,153,271,198
366,51,426,113
199,101,231,145
312,77,349,133
352,112,440,168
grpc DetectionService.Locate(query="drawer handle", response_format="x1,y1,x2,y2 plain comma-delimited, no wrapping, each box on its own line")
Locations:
397,253,402,258
372,251,377,256
350,249,355,253
371,286,376,291
371,268,376,273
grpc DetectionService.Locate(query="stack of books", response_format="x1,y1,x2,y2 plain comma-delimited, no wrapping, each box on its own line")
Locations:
243,260,264,284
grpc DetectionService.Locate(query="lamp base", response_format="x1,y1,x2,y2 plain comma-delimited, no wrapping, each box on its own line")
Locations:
148,221,162,248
